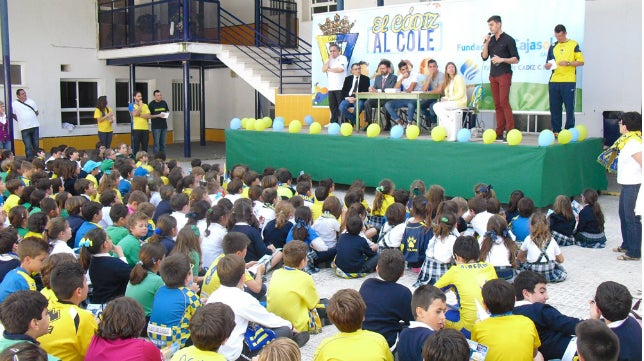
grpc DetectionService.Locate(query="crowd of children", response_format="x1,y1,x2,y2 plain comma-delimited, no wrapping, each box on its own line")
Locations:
0,144,636,361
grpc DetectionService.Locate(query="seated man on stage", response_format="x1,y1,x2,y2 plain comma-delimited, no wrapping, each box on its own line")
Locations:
339,62,371,127
384,60,424,127
363,59,397,130
419,59,445,128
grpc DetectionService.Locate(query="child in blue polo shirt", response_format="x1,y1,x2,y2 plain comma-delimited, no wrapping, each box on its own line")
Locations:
0,238,48,303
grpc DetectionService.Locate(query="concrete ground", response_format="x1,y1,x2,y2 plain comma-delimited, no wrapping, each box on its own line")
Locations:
168,141,641,360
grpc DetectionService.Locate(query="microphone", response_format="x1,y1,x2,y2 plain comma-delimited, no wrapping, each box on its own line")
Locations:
483,32,492,44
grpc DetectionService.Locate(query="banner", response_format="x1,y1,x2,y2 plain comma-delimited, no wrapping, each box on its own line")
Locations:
311,0,585,112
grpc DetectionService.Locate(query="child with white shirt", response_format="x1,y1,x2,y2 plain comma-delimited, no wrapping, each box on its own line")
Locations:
478,214,517,281
415,212,457,286
377,203,407,250
466,197,492,239
46,217,74,256
397,285,447,361
311,195,343,252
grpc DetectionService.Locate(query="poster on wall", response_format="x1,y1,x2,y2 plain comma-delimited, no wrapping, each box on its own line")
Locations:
311,0,585,113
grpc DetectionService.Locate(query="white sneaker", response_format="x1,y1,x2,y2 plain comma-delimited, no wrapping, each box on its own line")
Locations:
324,123,330,128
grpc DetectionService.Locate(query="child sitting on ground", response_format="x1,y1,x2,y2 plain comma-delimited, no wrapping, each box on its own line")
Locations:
267,240,322,344
170,302,235,361
574,188,607,248
465,197,492,239
207,254,297,360
38,262,98,361
0,238,48,303
518,212,567,283
434,235,497,337
575,320,620,361
370,179,395,231
334,215,379,278
415,212,458,286
513,270,581,360
359,249,414,349
505,189,525,223
510,197,534,243
148,253,202,349
472,279,541,361
105,203,129,245
119,212,150,266
311,195,343,257
79,228,129,304
125,242,166,318
397,285,447,361
478,214,517,281
313,289,393,361
590,281,642,361
421,329,470,361
377,203,407,250
401,196,433,273
262,201,295,249
548,195,576,246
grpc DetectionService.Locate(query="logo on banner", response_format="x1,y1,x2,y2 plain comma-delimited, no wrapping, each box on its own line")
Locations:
460,59,480,82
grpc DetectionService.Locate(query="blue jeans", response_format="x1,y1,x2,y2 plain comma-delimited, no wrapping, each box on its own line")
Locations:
98,131,113,149
0,140,11,150
21,127,39,159
549,82,576,132
152,128,167,154
420,98,438,126
338,99,365,123
619,184,642,258
384,99,417,123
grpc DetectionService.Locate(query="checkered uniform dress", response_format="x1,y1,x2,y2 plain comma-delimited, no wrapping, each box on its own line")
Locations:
574,232,607,248
552,230,575,246
416,257,452,286
521,247,567,283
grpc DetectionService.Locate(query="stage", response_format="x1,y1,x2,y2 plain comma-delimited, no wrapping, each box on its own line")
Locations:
225,129,607,207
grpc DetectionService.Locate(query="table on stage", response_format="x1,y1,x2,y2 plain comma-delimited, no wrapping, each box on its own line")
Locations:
355,92,441,130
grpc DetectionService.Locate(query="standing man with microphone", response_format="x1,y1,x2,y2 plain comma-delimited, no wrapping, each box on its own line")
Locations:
481,15,520,141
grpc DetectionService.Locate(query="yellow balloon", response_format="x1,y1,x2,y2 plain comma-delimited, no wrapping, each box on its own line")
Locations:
340,123,353,136
254,119,266,131
483,129,497,144
558,129,572,144
241,118,248,129
288,120,302,133
575,125,588,141
431,126,447,142
309,122,322,134
366,123,381,138
406,125,420,140
263,117,272,128
506,129,522,146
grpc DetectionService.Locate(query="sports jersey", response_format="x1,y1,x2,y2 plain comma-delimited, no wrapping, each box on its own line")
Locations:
0,266,36,303
313,329,393,361
94,106,114,132
148,286,201,349
38,300,98,361
267,267,319,332
472,314,540,361
200,254,253,299
547,40,584,83
171,346,226,361
129,103,150,130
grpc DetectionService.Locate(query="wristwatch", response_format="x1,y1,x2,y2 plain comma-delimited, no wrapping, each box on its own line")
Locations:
567,62,571,66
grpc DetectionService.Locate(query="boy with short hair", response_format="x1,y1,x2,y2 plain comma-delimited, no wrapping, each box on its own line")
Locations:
296,180,314,206
466,197,492,238
153,184,174,223
126,190,148,214
117,162,133,197
170,302,235,361
312,185,329,221
275,168,294,200
575,319,619,361
267,240,319,341
513,270,581,360
3,178,24,213
591,281,642,361
207,254,293,361
119,212,150,266
397,285,447,361
359,249,413,349
148,253,201,349
201,232,266,300
314,289,393,361
421,328,470,361
74,178,97,201
135,151,153,173
38,262,98,361
472,279,541,361
0,290,57,361
98,189,118,228
106,203,130,245
334,215,379,277
169,193,190,233
0,238,48,303
73,201,103,248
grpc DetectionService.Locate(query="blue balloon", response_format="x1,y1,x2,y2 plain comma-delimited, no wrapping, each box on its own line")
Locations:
274,116,285,124
390,125,404,139
230,118,241,130
456,128,471,142
273,120,284,131
538,129,555,147
328,123,341,135
304,115,314,125
569,128,580,142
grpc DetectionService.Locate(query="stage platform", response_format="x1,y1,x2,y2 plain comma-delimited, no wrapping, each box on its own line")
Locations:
225,129,607,207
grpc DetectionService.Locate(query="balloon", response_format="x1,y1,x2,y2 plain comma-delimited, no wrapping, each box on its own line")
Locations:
262,117,272,128
506,129,523,146
390,125,404,139
406,125,420,140
274,116,285,125
328,123,341,135
254,119,266,131
558,129,572,144
482,129,497,144
309,122,322,134
456,128,471,142
230,118,241,130
340,123,353,136
288,120,302,133
240,118,248,129
366,123,381,138
569,128,579,142
575,125,588,141
273,119,284,131
304,115,314,125
538,129,555,146
245,118,255,130
431,126,447,142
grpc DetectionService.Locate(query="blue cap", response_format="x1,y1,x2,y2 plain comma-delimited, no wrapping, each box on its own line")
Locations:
82,160,102,174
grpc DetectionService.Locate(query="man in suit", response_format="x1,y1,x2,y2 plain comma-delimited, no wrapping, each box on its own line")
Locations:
363,59,397,130
339,63,371,128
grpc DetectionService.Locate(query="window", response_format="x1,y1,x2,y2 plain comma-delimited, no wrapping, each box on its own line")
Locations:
60,80,99,126
171,82,201,112
0,64,23,86
115,81,148,124
311,0,336,16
